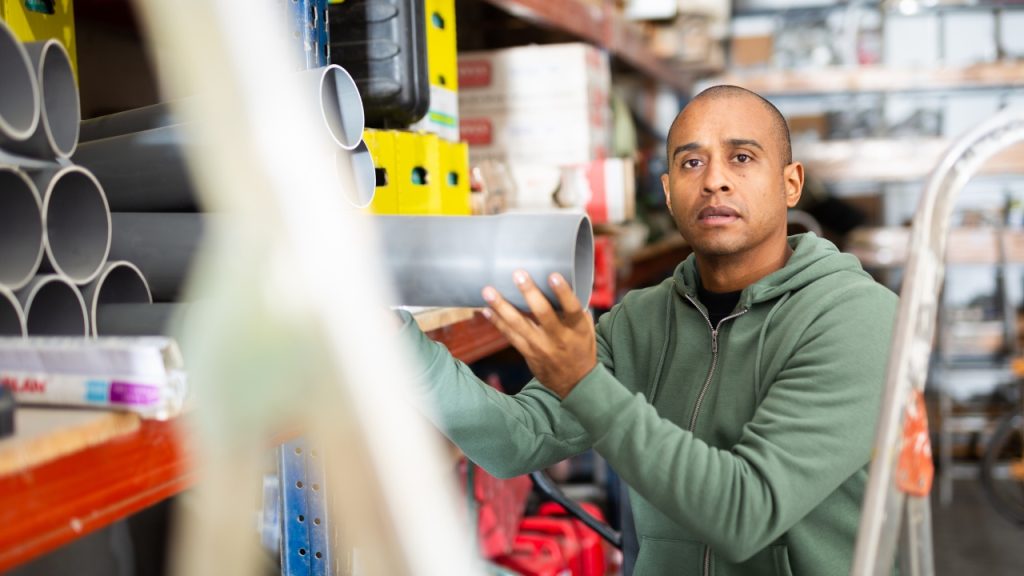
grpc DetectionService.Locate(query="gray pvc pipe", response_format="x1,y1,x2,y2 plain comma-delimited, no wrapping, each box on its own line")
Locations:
81,260,153,337
34,165,112,284
312,64,364,150
79,101,178,143
72,65,366,211
73,124,196,212
4,40,80,159
0,285,26,336
109,213,205,302
0,166,45,291
378,213,594,310
337,140,376,208
94,302,181,337
16,274,88,336
0,19,40,145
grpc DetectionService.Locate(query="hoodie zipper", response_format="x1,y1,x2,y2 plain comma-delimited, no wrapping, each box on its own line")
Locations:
684,293,748,576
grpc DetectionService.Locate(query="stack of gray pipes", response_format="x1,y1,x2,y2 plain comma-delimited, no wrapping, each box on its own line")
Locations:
0,17,379,338
0,22,116,337
0,17,594,338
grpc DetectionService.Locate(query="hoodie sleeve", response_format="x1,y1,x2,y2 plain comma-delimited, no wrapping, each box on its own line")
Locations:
398,309,602,478
560,285,896,562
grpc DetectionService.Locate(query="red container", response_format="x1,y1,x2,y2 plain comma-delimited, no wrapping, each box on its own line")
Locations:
538,503,607,576
520,516,585,575
495,533,570,576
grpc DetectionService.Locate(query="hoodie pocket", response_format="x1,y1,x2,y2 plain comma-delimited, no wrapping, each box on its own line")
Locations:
716,544,796,576
632,537,705,576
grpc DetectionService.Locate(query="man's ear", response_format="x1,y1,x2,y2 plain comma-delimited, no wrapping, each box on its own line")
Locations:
783,162,804,208
661,173,673,216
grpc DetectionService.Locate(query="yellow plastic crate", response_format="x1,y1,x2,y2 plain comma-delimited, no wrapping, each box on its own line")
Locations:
363,129,400,215
1,0,77,76
439,140,470,216
394,131,443,215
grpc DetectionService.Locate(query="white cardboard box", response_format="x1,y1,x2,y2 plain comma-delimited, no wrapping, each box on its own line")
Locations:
461,106,609,166
457,43,611,112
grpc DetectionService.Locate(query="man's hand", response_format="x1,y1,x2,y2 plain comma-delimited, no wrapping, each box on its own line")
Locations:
481,270,596,399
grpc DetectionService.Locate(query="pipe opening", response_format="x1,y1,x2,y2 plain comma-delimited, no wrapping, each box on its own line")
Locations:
90,261,152,336
23,276,87,336
0,168,44,291
320,65,364,150
0,287,25,337
335,141,376,208
0,22,39,140
573,217,595,308
39,41,80,158
43,168,112,284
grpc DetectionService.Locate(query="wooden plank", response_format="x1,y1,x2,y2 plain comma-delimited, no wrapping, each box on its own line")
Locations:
0,409,140,478
412,307,477,332
426,312,509,364
707,62,1024,96
480,0,706,93
796,139,1024,183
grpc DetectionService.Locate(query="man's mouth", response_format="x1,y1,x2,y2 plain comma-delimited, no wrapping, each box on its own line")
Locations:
697,205,740,224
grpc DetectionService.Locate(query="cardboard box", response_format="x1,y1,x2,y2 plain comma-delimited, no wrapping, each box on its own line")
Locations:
457,43,611,166
411,85,459,142
588,156,635,225
461,107,608,166
458,43,610,112
731,35,773,68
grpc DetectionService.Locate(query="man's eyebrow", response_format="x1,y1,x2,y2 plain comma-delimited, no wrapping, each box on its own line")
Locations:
671,142,702,158
727,138,764,151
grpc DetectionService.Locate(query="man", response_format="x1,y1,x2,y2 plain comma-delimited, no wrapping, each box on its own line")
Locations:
398,85,897,575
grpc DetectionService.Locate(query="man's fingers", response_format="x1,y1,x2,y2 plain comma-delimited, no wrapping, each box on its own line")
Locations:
549,273,586,320
482,285,540,341
480,306,533,354
512,270,562,333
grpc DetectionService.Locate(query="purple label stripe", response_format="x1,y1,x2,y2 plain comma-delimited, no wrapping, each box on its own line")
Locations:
109,381,162,406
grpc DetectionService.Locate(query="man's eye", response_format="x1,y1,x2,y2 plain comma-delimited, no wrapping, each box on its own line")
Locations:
735,153,751,163
682,159,702,169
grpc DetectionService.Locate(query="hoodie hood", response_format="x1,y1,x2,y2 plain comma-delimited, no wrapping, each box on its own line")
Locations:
674,233,873,307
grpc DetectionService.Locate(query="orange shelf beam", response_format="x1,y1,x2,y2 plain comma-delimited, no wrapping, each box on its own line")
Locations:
0,418,193,572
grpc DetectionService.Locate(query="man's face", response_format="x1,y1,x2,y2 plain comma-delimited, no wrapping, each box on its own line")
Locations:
660,96,802,259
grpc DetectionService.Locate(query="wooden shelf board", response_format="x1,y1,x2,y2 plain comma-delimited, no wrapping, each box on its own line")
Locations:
796,138,1024,183
426,311,509,364
480,0,708,93
707,62,1024,96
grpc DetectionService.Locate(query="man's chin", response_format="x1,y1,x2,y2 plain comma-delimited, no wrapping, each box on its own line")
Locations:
685,232,744,257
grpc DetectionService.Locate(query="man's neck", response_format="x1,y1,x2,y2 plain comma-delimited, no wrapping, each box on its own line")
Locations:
695,239,793,293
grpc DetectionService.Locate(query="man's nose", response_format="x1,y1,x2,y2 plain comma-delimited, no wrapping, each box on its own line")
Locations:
701,157,731,195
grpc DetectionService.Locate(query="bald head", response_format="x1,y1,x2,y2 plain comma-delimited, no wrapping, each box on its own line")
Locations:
668,85,792,167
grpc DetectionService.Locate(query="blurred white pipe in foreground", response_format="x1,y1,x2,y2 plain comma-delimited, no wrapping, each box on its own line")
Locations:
131,1,479,575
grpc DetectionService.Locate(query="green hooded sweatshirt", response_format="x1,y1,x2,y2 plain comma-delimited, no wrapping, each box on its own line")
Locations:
399,233,898,576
